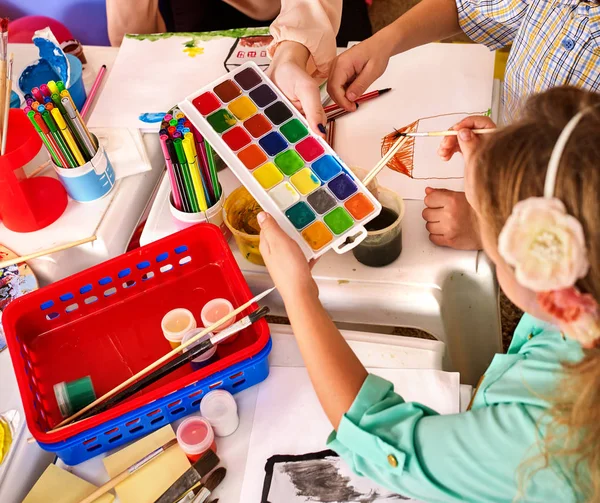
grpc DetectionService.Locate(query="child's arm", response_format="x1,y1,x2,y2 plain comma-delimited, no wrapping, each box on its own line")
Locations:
258,212,368,429
106,0,166,47
328,0,461,109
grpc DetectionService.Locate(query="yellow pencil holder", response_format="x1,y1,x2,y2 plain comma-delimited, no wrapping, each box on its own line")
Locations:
223,186,264,266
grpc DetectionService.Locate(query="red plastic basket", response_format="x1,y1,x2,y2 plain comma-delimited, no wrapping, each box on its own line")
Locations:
3,224,270,445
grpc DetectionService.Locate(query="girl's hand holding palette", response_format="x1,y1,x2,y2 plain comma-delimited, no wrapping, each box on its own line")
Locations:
179,62,382,259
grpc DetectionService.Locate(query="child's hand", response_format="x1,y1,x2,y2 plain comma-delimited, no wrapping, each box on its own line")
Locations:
437,116,497,161
422,188,482,250
327,33,392,112
258,212,319,301
268,41,327,138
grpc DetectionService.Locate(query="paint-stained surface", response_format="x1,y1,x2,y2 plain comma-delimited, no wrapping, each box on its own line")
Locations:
262,451,416,502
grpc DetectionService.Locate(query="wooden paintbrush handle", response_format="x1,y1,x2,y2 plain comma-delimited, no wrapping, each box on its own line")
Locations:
362,135,409,186
427,128,496,137
79,470,130,503
0,236,97,269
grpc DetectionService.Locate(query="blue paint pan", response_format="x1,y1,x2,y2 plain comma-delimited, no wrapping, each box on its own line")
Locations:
18,28,86,109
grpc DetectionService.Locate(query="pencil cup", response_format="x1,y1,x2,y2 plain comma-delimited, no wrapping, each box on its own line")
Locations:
223,186,264,266
169,190,230,239
53,140,116,203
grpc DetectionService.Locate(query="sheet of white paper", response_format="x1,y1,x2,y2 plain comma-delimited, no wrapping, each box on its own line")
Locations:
87,30,272,132
240,367,460,502
334,43,495,200
91,128,152,180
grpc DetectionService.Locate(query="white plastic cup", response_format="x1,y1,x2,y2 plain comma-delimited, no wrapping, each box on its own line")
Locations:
176,416,216,462
201,298,235,333
169,191,230,240
181,329,219,370
161,308,197,349
200,390,239,437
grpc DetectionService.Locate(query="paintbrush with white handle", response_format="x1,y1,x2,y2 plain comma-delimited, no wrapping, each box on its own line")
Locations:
398,128,496,137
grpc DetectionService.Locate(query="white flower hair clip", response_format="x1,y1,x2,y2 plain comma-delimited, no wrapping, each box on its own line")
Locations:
497,106,600,346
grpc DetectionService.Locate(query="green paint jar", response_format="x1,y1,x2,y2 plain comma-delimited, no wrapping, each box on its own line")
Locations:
53,376,96,418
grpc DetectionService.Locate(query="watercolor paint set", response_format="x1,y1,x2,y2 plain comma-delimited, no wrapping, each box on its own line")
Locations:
179,62,382,259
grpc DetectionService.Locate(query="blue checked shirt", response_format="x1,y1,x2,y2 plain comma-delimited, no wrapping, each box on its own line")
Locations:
456,0,600,122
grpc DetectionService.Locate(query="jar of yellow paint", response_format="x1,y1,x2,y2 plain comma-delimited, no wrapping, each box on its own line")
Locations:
223,186,265,265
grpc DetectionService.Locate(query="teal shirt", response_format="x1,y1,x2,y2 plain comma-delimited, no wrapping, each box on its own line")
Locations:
327,314,584,502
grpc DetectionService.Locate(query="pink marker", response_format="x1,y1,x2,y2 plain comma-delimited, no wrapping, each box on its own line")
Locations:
160,134,183,210
81,64,107,118
40,84,51,97
163,113,173,121
31,87,44,102
23,106,32,114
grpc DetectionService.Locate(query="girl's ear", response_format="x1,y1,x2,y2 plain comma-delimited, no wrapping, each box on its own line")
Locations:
537,288,600,348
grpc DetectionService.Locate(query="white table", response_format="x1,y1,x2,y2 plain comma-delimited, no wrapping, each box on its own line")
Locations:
58,325,472,503
142,168,501,386
0,46,163,502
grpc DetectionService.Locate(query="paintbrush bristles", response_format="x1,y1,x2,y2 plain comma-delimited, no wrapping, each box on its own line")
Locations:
362,135,409,186
194,449,220,477
204,467,226,492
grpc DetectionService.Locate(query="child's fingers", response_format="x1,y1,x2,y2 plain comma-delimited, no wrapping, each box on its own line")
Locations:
453,115,497,131
345,60,376,102
327,56,359,112
424,188,454,209
295,80,327,138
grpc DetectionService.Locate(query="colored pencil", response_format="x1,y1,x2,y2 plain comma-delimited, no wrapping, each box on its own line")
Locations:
31,111,68,166
61,97,96,158
204,141,221,200
166,138,192,213
50,286,277,431
81,64,106,119
182,134,208,211
160,134,183,210
323,88,391,115
41,109,77,168
27,111,62,165
174,138,200,212
326,119,336,148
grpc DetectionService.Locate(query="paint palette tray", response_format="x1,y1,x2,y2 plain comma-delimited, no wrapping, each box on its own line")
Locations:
179,62,382,259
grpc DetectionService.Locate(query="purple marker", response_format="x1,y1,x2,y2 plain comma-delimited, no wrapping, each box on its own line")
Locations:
173,131,182,139
26,98,34,106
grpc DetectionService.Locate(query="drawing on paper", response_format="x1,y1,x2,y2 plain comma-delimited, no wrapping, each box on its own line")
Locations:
381,110,491,180
224,35,273,72
261,450,417,503
182,37,205,58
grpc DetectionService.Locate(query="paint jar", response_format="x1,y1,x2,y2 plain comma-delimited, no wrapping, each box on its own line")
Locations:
169,190,230,240
201,298,235,332
176,416,217,463
0,108,68,232
161,308,197,349
19,53,86,110
200,390,239,437
52,137,116,203
352,186,405,268
181,329,219,371
223,186,264,265
53,376,96,418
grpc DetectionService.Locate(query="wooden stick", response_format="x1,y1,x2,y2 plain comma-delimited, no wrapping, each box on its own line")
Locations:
49,286,277,431
1,53,12,155
28,160,52,178
362,135,409,186
0,59,6,145
404,128,496,137
0,236,97,269
78,438,178,503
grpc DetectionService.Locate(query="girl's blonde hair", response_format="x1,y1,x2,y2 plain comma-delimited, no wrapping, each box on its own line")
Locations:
474,86,600,501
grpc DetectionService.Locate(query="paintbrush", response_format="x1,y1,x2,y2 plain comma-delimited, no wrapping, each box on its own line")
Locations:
77,438,178,503
362,134,409,186
0,52,11,155
0,18,7,144
175,467,226,503
323,88,391,115
154,451,220,503
76,305,270,420
191,468,226,503
395,128,496,138
0,235,97,269
50,286,277,431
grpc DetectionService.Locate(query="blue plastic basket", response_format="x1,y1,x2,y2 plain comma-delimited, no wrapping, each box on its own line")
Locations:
40,338,271,465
